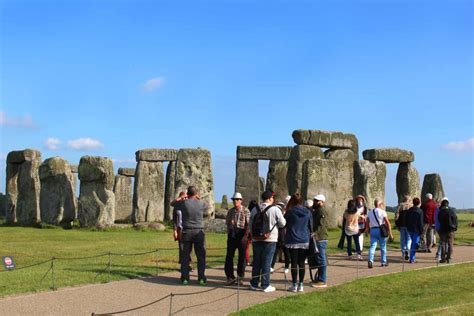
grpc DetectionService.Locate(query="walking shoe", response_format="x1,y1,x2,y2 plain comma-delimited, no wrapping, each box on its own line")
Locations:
404,252,409,261
181,279,189,285
446,259,451,264
381,262,389,267
287,284,297,293
297,283,304,292
368,261,373,269
357,254,363,261
270,267,275,273
409,260,416,264
311,281,327,288
237,279,244,286
263,285,276,293
225,278,236,286
347,255,353,260
284,268,289,274
249,284,259,291
199,279,207,286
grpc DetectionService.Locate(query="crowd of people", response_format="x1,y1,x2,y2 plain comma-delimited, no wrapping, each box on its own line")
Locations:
170,186,458,292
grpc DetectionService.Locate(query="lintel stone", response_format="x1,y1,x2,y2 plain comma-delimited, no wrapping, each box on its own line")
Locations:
135,149,178,162
118,167,136,177
363,148,414,163
237,146,292,161
7,149,41,164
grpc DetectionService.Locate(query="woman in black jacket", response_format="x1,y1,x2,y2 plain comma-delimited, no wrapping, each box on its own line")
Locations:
406,197,424,263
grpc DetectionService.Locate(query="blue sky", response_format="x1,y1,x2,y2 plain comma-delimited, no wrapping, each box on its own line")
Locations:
1,0,473,207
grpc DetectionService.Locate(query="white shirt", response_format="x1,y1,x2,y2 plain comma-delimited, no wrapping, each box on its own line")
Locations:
368,208,387,228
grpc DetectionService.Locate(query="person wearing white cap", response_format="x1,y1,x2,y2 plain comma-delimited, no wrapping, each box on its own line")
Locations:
311,194,329,288
224,192,250,285
437,197,457,263
421,193,438,252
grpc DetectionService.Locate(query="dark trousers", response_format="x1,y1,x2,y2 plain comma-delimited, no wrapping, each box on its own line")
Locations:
289,248,306,284
271,244,290,269
178,240,192,266
181,229,206,282
346,234,361,256
338,218,347,249
224,229,246,279
440,232,455,261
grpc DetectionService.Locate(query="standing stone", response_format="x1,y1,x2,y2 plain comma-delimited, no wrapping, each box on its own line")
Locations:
6,149,42,225
39,157,76,225
78,156,115,227
235,160,259,205
221,195,229,210
164,161,176,221
266,160,289,202
354,160,387,209
175,148,214,218
421,174,445,203
396,163,421,203
287,145,324,195
302,159,338,228
133,161,164,222
114,175,133,222
325,149,355,224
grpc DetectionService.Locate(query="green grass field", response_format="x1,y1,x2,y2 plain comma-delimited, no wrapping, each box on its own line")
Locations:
0,213,472,298
233,262,474,316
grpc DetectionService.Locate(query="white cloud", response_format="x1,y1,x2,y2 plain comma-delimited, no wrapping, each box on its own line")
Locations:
0,111,37,128
442,138,474,152
44,137,61,150
142,76,165,91
67,138,104,151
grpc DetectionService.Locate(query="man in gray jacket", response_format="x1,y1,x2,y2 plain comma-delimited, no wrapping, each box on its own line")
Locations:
249,190,286,292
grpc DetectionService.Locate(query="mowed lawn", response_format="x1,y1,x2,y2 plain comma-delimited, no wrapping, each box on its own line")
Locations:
0,213,472,298
234,262,474,316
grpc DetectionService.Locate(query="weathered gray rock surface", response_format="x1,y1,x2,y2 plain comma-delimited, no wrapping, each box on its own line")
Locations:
287,145,324,195
266,160,289,202
302,159,338,228
204,218,227,233
78,156,115,227
132,161,164,222
114,175,133,222
135,149,178,162
164,161,176,221
421,174,445,203
354,160,386,209
237,146,292,161
39,157,76,225
118,168,135,177
6,149,42,225
70,164,79,173
174,148,214,218
292,130,359,159
221,195,229,210
362,148,414,163
215,208,228,219
235,160,259,204
396,163,421,203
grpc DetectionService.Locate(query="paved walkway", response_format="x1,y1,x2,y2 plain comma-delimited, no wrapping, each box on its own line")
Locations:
1,246,473,316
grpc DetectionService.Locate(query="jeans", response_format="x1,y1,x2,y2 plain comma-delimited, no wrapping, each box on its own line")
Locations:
315,240,328,283
181,229,206,282
346,234,361,256
368,227,387,264
408,232,420,262
251,241,276,289
224,229,246,279
399,227,412,255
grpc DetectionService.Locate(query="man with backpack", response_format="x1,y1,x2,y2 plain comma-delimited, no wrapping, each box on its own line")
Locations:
249,190,286,292
437,197,457,263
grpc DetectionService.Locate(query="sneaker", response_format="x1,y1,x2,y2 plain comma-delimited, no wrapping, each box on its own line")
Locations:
181,279,189,285
225,278,236,286
297,283,304,292
263,285,276,293
199,279,207,286
284,268,289,274
381,262,389,267
237,279,244,286
409,260,416,264
357,254,363,261
368,261,373,269
270,267,275,273
249,284,259,291
404,252,409,261
311,281,327,288
287,284,297,293
347,255,353,260
446,259,451,264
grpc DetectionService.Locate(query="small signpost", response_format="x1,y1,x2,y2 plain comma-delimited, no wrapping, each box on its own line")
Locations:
2,256,16,270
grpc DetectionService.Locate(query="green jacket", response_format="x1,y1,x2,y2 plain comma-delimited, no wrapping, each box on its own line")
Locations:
312,205,329,241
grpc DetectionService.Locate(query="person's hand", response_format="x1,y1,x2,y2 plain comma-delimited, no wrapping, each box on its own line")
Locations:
173,230,178,241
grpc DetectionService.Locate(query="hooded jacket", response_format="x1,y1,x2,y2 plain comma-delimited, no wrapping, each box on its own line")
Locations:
421,199,437,225
284,205,313,245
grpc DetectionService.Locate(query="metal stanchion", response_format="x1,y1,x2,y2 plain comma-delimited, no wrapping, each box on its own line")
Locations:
168,293,173,316
51,257,56,290
156,249,159,276
107,252,111,282
356,256,359,279
284,268,288,296
236,275,240,312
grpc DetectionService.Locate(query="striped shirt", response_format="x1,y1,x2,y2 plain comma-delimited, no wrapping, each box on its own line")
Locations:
226,206,250,231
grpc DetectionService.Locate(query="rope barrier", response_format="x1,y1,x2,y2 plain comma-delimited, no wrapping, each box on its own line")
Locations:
91,294,172,315
0,258,52,273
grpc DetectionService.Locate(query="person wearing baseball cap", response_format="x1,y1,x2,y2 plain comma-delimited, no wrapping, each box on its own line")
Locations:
437,197,457,263
311,194,329,288
224,192,250,286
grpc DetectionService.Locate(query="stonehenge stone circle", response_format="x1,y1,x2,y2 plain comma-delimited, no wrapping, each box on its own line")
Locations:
174,148,214,218
421,173,445,203
135,149,178,162
6,149,42,225
287,145,324,195
113,175,133,222
396,162,421,203
221,194,229,209
237,146,292,161
164,161,176,221
78,156,115,227
39,157,77,225
118,167,135,177
363,148,414,163
266,160,289,202
354,160,387,209
292,129,359,159
133,161,164,222
235,160,259,204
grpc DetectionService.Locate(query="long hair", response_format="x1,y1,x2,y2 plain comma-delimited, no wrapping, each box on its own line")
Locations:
346,199,357,214
286,193,303,211
248,200,258,212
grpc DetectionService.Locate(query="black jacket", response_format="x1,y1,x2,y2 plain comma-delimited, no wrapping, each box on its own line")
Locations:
406,206,424,234
438,207,458,234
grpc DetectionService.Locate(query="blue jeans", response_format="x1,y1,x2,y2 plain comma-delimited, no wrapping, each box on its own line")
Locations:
408,232,421,262
399,227,412,255
368,227,387,264
251,241,276,289
315,240,328,283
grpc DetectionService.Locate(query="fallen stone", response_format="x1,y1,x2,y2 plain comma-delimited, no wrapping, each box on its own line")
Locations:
396,163,421,203
39,157,77,225
421,174,445,203
215,208,228,219
118,168,135,177
362,148,414,163
292,130,359,158
204,218,227,233
135,149,178,162
354,160,387,209
287,145,324,195
114,175,133,222
132,161,165,222
237,146,292,161
266,160,289,202
235,160,259,205
133,222,166,231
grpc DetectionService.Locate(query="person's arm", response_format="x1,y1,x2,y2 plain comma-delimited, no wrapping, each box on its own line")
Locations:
384,214,394,239
364,214,370,234
276,207,286,228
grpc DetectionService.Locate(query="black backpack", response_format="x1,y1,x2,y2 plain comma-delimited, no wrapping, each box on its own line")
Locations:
447,209,458,232
251,204,276,241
